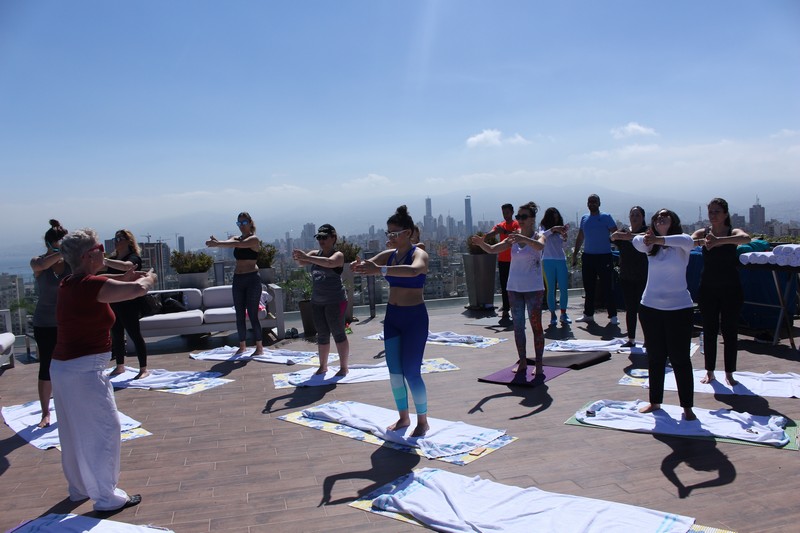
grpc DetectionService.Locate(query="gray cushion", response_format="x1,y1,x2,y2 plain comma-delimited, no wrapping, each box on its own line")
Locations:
140,309,204,332
203,306,267,324
202,286,234,308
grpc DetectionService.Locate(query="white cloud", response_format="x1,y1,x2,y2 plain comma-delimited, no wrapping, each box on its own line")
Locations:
770,129,799,139
610,122,657,139
342,173,392,190
585,144,660,160
466,129,530,148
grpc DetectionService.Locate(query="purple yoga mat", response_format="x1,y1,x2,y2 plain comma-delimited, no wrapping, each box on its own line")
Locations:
478,364,570,387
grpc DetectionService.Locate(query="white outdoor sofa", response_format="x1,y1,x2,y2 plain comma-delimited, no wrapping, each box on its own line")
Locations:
134,283,285,346
1,309,15,368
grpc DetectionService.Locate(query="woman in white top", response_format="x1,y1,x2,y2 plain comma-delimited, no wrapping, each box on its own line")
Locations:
632,209,696,421
471,202,546,378
539,207,570,326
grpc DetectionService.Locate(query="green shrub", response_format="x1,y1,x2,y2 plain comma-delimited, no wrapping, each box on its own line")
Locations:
256,241,277,268
335,238,362,262
170,250,214,274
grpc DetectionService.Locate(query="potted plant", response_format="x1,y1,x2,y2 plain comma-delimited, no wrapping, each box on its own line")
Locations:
256,241,278,284
285,270,315,338
170,250,214,289
463,232,498,310
335,238,362,322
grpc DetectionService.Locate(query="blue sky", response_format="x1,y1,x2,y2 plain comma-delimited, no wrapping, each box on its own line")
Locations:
1,0,798,259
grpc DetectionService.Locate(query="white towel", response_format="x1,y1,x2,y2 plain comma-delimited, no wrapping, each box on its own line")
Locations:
106,367,224,389
773,244,800,256
190,346,335,365
658,369,800,398
283,362,396,387
545,338,625,352
367,331,490,344
372,468,695,533
575,399,789,446
7,513,175,532
1,400,141,450
301,401,506,458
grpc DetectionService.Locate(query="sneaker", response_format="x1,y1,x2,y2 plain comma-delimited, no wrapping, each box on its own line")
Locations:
609,316,619,326
621,339,635,348
575,314,595,323
549,317,558,326
560,314,572,324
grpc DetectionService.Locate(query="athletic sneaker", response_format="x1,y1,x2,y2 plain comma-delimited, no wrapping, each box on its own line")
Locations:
609,316,619,326
621,339,636,348
549,317,558,326
560,314,572,324
575,314,595,323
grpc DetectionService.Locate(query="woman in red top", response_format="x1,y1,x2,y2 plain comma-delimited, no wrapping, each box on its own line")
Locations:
51,228,156,513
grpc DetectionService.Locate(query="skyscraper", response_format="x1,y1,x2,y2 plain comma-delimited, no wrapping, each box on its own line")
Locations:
425,197,432,218
423,197,434,241
464,196,474,236
749,197,766,234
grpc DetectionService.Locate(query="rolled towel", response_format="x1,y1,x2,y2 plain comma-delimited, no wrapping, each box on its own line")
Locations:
753,252,771,264
776,255,790,266
773,244,800,256
739,252,753,265
791,255,800,268
769,254,779,264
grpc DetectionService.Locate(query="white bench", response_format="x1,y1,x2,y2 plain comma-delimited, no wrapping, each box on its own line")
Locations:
1,309,15,369
132,283,285,346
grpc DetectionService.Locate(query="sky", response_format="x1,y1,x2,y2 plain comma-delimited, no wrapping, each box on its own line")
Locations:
1,0,798,266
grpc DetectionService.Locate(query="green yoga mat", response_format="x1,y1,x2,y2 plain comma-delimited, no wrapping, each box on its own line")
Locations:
564,402,798,450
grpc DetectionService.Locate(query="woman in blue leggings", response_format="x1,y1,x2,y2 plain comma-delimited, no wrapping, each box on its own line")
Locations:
352,205,430,437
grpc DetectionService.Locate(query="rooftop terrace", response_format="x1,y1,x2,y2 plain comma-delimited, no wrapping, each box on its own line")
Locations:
1,297,798,532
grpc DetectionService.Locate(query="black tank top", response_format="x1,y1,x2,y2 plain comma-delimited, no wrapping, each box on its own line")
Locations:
701,227,740,288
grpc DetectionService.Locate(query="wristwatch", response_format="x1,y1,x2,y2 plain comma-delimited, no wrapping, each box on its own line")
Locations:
380,265,388,277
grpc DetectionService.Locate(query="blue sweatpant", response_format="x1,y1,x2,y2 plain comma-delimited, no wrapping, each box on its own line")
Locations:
384,303,429,414
542,258,569,311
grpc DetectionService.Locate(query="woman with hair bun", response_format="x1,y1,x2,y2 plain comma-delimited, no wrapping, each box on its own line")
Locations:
351,205,430,437
633,209,696,421
611,206,649,348
104,229,149,379
692,198,751,386
29,219,69,428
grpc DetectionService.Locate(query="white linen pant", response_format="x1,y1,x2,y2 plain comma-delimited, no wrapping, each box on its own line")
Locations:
50,352,129,511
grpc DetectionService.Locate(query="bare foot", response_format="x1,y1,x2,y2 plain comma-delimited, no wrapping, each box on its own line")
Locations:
410,423,429,437
638,403,661,414
387,418,411,432
253,350,264,356
513,363,527,374
335,368,348,377
725,373,739,387
699,372,715,384
37,415,50,429
133,370,150,380
683,408,697,421
109,366,126,377
234,348,247,356
315,367,328,375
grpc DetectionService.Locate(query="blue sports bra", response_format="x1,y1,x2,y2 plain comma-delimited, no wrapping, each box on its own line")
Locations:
384,246,426,289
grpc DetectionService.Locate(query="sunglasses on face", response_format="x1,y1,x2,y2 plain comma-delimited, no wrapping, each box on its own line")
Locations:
114,236,127,242
316,235,330,241
236,220,250,227
515,214,531,221
385,229,409,239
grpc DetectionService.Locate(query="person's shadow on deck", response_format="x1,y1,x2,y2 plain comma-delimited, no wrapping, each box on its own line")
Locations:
653,434,736,498
262,383,337,414
319,446,420,506
468,382,553,420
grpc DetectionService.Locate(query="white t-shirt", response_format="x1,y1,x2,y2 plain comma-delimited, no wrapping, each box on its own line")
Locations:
632,234,694,310
507,240,545,293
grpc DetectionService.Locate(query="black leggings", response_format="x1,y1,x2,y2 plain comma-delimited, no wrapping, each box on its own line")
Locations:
233,272,263,343
111,300,147,367
639,305,694,408
498,260,511,312
581,253,617,317
621,278,646,339
33,326,57,381
699,283,743,373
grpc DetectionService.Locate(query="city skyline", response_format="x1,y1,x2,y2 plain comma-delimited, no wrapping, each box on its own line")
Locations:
1,1,798,260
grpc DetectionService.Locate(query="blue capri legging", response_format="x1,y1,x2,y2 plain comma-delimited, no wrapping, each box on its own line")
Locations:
384,303,429,414
542,258,569,311
232,272,263,343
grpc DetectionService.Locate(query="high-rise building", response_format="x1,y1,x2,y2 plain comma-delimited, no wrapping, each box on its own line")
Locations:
749,198,766,234
141,242,171,290
731,213,746,229
425,197,432,218
423,197,434,241
178,236,185,253
464,196,474,236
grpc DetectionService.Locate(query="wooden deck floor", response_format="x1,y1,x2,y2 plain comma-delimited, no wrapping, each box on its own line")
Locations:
1,301,798,532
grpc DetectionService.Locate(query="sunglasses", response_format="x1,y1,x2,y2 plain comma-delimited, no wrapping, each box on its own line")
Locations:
385,229,409,239
316,235,330,241
114,235,127,242
514,214,531,221
236,220,250,227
